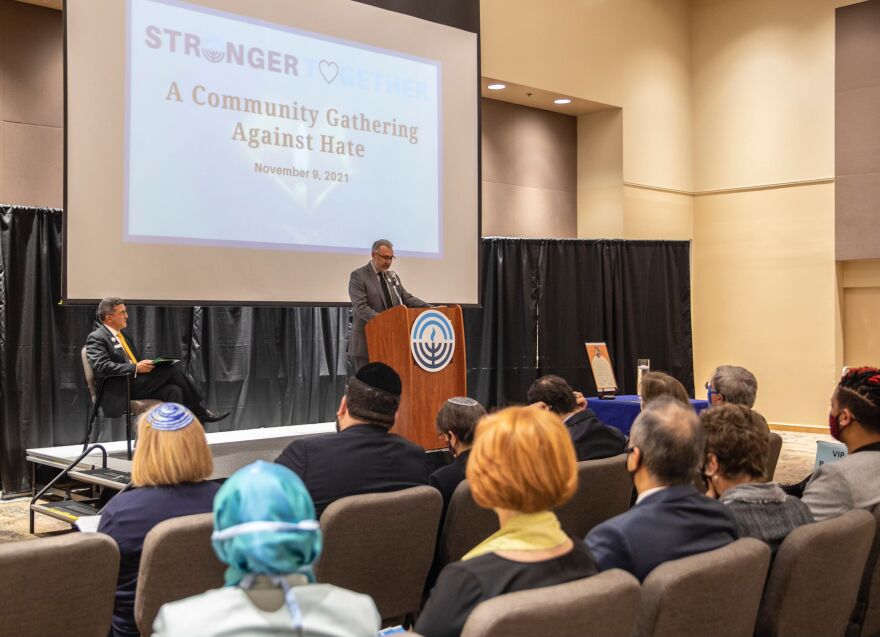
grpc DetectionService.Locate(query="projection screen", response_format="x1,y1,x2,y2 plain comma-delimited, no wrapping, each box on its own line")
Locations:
64,0,479,304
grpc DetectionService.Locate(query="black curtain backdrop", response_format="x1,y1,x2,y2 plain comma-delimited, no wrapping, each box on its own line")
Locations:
0,208,693,493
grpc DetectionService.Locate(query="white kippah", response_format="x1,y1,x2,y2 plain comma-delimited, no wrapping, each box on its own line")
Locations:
447,396,479,407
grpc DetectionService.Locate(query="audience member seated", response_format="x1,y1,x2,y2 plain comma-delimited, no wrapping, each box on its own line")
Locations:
706,364,758,408
98,403,220,637
275,362,428,517
415,407,598,637
527,374,626,460
639,371,690,408
585,397,737,581
152,461,380,636
701,404,812,553
801,367,880,521
430,396,487,519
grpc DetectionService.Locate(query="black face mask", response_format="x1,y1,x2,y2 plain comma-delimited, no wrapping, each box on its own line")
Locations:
443,433,456,457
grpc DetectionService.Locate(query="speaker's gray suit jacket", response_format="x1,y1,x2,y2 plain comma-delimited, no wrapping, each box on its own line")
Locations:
347,262,429,361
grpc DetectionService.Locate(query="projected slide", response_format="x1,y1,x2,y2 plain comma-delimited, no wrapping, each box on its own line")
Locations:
126,0,441,255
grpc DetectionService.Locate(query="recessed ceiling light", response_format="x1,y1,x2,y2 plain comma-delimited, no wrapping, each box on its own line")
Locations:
487,83,506,90
554,98,572,105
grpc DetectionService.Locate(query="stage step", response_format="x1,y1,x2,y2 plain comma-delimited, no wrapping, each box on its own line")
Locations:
31,499,100,524
70,467,131,490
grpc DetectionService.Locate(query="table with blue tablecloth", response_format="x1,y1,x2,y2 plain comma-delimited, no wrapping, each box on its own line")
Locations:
586,394,710,436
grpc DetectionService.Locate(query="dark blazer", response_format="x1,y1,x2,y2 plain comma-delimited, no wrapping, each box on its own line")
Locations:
97,481,221,637
565,409,627,461
275,423,429,517
85,325,139,416
429,449,470,522
348,262,429,360
86,324,138,379
585,484,738,581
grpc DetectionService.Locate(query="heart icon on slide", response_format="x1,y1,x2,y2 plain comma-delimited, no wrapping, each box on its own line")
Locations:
319,60,339,84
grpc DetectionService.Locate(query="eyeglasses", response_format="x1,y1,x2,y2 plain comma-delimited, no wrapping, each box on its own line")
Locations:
374,254,396,262
704,381,723,401
624,446,636,455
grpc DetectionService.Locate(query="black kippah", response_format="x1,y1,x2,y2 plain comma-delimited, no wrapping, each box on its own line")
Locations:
355,362,402,396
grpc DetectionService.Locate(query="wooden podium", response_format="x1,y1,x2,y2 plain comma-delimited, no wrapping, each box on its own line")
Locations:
365,305,466,450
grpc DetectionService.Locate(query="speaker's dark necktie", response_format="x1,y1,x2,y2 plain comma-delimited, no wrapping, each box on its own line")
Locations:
378,273,394,308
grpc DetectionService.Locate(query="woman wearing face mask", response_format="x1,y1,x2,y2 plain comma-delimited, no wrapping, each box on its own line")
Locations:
701,404,812,554
151,461,380,637
801,367,880,522
429,397,487,521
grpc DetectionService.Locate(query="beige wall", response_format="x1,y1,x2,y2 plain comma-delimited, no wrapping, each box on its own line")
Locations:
0,0,62,207
481,98,577,238
842,260,880,366
691,0,856,427
481,0,695,243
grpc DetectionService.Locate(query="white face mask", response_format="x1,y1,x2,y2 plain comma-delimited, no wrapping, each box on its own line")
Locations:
210,520,319,541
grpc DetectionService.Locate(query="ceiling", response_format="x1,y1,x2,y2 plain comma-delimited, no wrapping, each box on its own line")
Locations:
480,77,613,116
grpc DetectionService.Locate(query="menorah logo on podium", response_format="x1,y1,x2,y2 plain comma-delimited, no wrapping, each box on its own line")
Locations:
410,310,455,372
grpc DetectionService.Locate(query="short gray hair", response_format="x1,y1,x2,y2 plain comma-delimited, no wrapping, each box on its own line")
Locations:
97,297,124,323
371,239,393,252
630,397,703,485
711,365,758,407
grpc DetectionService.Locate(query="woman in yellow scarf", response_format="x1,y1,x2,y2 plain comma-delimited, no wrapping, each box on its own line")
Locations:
415,406,599,637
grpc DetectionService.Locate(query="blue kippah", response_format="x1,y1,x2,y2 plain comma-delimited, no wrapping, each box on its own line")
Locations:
146,402,194,431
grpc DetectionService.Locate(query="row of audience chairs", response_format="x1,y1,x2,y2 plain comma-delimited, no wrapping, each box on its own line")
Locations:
2,444,791,636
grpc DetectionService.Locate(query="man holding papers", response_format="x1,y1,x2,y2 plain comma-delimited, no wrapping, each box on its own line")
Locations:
85,296,228,422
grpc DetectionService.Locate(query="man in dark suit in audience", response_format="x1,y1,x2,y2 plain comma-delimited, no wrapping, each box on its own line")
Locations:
275,362,428,517
528,375,626,460
85,296,227,422
586,397,738,581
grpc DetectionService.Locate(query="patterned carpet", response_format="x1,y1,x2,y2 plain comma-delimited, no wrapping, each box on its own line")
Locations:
0,429,833,544
0,499,72,543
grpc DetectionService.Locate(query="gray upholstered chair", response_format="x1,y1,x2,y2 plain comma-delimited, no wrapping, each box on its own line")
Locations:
0,533,119,637
848,504,880,637
460,569,640,637
437,479,499,567
766,432,783,481
554,454,633,537
135,512,226,637
633,537,771,637
315,485,442,624
756,508,876,637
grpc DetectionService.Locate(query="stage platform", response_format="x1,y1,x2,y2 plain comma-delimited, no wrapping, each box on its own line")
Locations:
26,422,338,481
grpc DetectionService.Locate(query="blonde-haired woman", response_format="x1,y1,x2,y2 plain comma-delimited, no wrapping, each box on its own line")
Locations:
415,407,598,637
98,402,219,637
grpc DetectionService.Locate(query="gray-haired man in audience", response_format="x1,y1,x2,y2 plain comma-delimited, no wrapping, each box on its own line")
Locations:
585,397,738,581
706,365,758,408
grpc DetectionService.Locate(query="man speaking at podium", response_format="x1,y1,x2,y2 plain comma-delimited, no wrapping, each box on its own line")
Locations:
348,239,430,374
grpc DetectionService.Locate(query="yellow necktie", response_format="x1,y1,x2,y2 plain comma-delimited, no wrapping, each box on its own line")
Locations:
116,332,137,364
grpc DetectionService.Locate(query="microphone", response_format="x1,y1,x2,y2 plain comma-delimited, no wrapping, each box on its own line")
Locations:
386,271,404,306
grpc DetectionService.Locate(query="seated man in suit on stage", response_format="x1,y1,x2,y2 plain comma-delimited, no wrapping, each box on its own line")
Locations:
585,397,738,581
527,375,626,461
85,297,228,423
347,239,430,373
275,362,428,517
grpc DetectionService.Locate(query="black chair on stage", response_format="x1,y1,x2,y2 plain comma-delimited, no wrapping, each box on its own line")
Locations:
81,346,160,459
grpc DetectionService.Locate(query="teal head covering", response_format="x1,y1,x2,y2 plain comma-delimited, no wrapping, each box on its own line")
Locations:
212,461,322,587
